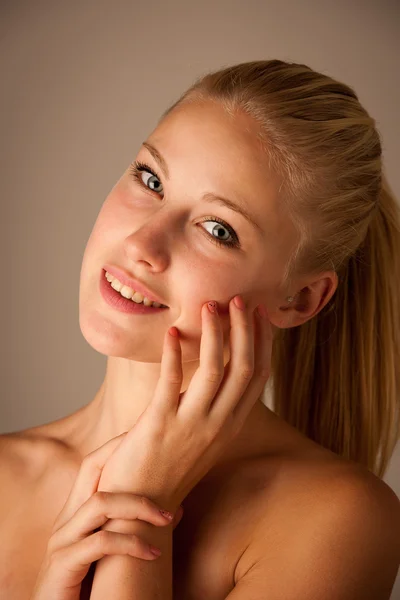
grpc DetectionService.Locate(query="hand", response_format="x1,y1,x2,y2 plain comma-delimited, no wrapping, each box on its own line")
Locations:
30,434,183,600
98,296,272,513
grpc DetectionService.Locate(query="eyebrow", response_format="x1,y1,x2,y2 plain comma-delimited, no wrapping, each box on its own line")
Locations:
142,141,264,235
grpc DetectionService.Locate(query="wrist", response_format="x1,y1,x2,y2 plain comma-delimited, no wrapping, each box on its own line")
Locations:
98,476,181,516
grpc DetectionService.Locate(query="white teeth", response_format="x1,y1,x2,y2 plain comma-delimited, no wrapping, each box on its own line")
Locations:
105,271,166,308
110,279,122,292
131,291,145,304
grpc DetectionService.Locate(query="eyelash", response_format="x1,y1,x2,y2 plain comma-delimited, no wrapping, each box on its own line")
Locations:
128,160,240,249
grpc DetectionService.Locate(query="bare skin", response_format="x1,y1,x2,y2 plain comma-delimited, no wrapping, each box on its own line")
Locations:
0,400,361,600
75,97,338,466
2,99,394,598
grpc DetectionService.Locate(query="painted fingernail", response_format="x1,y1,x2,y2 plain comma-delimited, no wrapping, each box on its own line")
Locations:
257,303,267,318
233,295,245,310
150,545,162,556
207,301,218,314
160,509,174,520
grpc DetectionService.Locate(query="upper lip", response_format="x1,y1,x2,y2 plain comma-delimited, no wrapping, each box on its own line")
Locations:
103,265,169,306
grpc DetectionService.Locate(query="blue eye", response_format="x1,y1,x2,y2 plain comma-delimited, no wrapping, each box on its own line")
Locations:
129,160,240,249
130,161,164,194
198,216,239,249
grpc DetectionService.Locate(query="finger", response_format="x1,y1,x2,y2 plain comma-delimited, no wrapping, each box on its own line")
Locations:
172,504,184,530
178,301,225,419
52,433,128,533
208,296,256,429
151,326,183,419
232,304,273,429
49,492,173,554
50,529,162,587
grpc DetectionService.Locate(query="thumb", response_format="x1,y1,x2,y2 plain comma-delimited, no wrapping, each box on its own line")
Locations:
53,432,129,532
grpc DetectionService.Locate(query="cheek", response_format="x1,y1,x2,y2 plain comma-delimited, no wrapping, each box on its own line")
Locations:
99,189,131,227
86,188,134,247
182,262,234,308
175,269,235,342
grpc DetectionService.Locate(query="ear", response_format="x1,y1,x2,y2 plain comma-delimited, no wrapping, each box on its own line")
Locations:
268,271,338,330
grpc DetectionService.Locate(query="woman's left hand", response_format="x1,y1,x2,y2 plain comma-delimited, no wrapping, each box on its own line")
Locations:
98,296,273,514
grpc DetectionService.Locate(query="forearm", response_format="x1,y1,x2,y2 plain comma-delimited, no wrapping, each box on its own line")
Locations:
90,516,173,600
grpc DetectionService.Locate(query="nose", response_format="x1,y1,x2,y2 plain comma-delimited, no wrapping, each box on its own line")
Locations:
122,209,178,268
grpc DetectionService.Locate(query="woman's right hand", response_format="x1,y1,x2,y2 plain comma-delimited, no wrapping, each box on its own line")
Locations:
30,432,183,600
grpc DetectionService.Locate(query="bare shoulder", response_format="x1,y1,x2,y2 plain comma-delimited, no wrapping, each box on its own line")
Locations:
234,451,400,598
0,428,67,473
249,448,400,545
0,429,78,598
0,429,72,511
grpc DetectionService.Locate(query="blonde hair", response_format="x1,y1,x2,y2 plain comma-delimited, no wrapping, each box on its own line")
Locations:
160,59,400,479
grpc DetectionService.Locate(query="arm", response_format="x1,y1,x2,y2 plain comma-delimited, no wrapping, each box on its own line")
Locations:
90,512,173,599
225,475,400,600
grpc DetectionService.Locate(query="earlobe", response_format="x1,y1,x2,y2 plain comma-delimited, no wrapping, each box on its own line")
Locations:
265,305,299,330
262,294,301,330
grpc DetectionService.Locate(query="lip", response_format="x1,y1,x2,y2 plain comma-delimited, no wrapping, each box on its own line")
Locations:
103,265,168,306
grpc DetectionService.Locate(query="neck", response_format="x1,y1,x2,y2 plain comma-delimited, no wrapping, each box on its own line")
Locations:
55,359,280,473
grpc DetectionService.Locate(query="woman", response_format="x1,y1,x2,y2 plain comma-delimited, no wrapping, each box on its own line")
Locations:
1,59,399,599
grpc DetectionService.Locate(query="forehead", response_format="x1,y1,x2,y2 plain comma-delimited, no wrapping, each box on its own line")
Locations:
154,100,270,182
152,101,279,209
147,100,286,235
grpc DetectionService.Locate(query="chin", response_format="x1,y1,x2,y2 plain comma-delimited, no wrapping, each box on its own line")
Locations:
78,309,167,362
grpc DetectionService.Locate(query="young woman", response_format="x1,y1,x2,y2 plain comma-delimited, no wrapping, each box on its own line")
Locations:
1,59,399,599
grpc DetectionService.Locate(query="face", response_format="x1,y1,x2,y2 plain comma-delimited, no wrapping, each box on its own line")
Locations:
79,99,297,364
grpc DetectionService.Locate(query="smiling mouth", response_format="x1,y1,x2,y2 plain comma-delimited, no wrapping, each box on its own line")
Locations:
104,270,169,308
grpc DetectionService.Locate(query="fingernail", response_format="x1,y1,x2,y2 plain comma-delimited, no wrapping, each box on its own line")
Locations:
150,545,162,556
257,303,267,318
207,301,218,314
160,509,174,520
233,295,245,310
